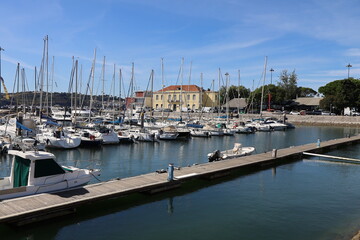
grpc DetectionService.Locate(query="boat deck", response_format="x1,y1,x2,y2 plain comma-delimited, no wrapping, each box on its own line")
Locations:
1,134,360,225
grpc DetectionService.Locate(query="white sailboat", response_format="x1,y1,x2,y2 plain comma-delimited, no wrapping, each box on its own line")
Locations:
37,126,82,149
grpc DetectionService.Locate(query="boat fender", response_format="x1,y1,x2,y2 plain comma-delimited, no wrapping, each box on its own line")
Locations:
156,169,167,174
90,135,95,140
208,150,221,162
118,131,122,136
1,146,8,154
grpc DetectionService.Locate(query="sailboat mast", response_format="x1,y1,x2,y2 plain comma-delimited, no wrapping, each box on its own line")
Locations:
15,63,20,113
200,72,203,111
218,68,221,117
79,64,82,109
112,64,116,122
21,68,26,113
180,58,184,115
119,68,122,116
39,36,47,118
74,60,78,124
161,58,164,119
31,66,37,112
150,69,154,117
260,56,268,117
89,48,97,122
238,69,240,114
225,72,229,124
50,56,54,110
101,56,106,111
187,61,192,114
45,35,49,116
130,62,134,118
212,79,215,117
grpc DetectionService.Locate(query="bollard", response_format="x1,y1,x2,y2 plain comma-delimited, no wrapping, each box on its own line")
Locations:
167,163,174,181
317,138,321,148
272,149,277,158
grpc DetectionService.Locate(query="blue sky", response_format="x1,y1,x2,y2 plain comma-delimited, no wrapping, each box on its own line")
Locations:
0,0,359,96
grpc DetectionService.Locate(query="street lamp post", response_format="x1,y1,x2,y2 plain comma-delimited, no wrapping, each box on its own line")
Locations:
268,68,274,111
330,104,332,115
270,68,274,84
346,63,352,79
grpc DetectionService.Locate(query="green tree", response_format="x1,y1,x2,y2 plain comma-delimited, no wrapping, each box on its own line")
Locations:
318,78,360,113
277,70,298,100
247,84,286,111
296,87,317,97
219,85,250,104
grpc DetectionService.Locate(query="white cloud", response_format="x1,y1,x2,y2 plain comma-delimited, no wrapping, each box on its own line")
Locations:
345,49,360,57
2,55,34,70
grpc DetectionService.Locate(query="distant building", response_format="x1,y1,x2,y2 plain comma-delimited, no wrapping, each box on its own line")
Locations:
293,97,323,110
125,90,152,110
152,85,218,112
221,98,247,112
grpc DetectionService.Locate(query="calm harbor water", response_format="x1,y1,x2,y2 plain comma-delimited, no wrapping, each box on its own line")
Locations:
1,126,360,239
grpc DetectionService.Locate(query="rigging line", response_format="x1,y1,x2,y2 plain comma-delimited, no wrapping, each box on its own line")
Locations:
80,66,93,109
9,63,19,108
136,69,154,117
175,60,182,85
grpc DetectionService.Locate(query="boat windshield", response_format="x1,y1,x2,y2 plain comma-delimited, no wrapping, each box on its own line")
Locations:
34,159,65,178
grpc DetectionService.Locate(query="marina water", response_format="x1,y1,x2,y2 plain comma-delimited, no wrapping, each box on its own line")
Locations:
1,126,360,239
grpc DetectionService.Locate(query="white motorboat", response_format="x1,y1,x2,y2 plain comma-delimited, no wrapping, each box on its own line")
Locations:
0,139,100,200
203,124,224,136
234,126,255,134
262,119,287,131
51,110,72,122
223,128,235,136
126,128,156,142
207,143,255,162
158,132,179,140
190,129,210,137
91,126,119,145
78,130,103,147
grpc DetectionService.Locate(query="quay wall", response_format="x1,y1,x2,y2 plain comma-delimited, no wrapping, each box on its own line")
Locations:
152,112,360,127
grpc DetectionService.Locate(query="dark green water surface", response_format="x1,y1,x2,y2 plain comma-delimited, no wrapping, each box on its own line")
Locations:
1,126,360,240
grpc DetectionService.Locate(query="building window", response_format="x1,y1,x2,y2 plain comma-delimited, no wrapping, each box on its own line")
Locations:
161,95,163,100
187,95,190,100
168,95,171,100
161,104,163,108
173,95,176,100
156,95,159,100
193,95,196,100
156,104,158,109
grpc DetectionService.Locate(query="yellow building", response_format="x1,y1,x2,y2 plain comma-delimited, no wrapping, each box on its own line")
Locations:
152,85,219,111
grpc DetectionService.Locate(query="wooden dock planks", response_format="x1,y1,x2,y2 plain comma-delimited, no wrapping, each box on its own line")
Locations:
1,134,360,224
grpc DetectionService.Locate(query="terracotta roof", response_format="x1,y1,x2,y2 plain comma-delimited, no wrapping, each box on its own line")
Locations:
156,85,201,93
